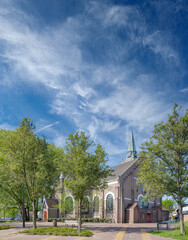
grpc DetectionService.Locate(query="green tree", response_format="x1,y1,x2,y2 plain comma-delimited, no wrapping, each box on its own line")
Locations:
138,104,188,235
162,199,175,211
0,118,63,228
0,129,26,219
0,189,20,220
62,131,111,233
56,193,74,217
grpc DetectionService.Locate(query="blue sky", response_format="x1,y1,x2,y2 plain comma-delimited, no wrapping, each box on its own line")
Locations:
0,0,187,166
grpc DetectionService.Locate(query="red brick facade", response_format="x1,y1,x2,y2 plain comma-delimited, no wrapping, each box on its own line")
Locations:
43,133,169,223
43,159,168,223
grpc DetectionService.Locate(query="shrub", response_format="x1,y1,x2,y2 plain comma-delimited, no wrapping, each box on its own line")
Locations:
48,217,112,223
19,227,93,236
0,225,10,230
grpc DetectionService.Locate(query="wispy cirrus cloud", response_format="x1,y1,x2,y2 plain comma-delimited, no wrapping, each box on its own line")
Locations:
87,85,168,132
73,83,96,100
143,31,179,65
0,0,185,166
86,116,121,139
0,3,84,90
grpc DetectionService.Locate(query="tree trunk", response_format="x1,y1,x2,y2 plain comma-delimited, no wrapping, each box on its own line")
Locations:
3,207,6,221
26,205,30,221
32,200,37,229
78,198,81,234
19,204,23,221
35,200,38,221
178,203,185,235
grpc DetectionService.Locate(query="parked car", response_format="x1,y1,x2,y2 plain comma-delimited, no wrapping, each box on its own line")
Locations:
172,209,179,220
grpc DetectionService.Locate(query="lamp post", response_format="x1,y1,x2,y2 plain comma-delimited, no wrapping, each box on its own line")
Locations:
23,184,25,228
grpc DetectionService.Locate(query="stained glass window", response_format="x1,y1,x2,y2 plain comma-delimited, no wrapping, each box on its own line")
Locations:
93,196,99,213
81,197,89,214
65,196,73,213
138,196,143,208
106,194,113,213
144,199,149,208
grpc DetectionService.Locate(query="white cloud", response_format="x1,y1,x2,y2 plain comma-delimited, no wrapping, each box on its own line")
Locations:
143,31,179,65
73,83,96,99
0,1,182,163
0,5,84,90
88,85,168,132
180,87,188,93
52,134,65,148
0,123,16,130
104,6,134,27
86,116,120,140
103,120,120,132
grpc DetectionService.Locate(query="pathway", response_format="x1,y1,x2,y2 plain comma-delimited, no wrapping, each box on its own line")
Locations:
0,222,176,240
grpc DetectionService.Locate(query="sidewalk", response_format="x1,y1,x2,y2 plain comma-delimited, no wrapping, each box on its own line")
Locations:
0,221,176,240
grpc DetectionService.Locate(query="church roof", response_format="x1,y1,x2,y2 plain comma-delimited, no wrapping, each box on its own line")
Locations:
45,199,58,208
107,158,138,181
107,131,139,182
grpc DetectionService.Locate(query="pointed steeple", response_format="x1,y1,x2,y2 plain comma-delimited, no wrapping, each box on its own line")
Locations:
126,131,137,161
59,172,64,179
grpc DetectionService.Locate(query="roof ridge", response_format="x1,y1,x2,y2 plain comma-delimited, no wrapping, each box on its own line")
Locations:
107,158,138,181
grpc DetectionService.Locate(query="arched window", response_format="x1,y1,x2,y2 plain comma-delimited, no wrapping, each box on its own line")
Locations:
93,196,99,213
144,199,149,209
106,194,113,213
138,196,143,208
65,196,73,213
81,196,89,214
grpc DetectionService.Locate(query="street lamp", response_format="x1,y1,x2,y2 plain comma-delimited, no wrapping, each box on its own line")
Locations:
23,184,25,228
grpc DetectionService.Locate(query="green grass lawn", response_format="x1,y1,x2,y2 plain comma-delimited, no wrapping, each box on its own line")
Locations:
150,221,188,240
19,227,93,237
0,225,10,230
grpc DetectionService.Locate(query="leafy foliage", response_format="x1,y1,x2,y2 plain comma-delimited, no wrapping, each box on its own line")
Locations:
139,104,188,235
62,131,111,232
162,199,175,210
63,131,110,199
0,118,63,228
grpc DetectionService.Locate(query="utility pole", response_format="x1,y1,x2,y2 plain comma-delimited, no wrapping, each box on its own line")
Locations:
23,184,25,228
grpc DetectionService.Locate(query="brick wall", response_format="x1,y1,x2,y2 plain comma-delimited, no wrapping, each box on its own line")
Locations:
140,210,147,223
48,208,58,218
162,210,169,221
184,214,188,221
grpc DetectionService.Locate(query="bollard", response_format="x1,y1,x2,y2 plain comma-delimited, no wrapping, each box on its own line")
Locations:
53,219,57,227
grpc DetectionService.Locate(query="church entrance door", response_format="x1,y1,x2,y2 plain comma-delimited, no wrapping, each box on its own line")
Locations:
44,211,47,222
147,213,151,222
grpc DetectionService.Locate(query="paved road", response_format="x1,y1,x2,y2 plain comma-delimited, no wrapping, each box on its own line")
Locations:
0,222,176,240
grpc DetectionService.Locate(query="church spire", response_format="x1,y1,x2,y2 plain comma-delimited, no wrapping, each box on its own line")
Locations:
126,131,137,161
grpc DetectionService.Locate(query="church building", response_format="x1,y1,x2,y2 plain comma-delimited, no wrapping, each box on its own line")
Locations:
43,132,169,223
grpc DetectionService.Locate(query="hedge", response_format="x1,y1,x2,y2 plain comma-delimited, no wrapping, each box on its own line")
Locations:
46,217,112,223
